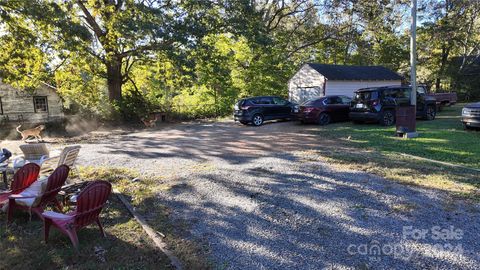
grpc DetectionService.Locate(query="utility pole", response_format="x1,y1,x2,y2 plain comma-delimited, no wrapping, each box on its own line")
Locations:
410,0,417,127
397,0,419,138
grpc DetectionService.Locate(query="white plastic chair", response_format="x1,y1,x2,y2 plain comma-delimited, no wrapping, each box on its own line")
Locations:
39,145,81,176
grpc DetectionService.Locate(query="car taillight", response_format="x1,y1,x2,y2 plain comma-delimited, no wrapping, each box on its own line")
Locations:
371,99,380,106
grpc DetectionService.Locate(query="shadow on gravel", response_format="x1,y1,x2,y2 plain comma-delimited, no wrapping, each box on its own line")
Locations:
96,122,317,165
155,160,480,269
77,121,480,269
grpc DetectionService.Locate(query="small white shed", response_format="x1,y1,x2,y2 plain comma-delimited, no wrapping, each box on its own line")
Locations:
0,79,64,124
288,63,403,104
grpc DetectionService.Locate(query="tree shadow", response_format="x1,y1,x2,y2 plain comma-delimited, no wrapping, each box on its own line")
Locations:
147,156,480,269
73,120,480,268
87,121,325,166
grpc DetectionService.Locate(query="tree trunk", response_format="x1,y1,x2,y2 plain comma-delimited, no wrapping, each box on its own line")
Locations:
106,60,123,102
436,45,451,92
435,77,441,92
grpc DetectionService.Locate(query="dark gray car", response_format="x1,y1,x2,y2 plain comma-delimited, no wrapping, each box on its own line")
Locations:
349,86,437,126
234,96,298,126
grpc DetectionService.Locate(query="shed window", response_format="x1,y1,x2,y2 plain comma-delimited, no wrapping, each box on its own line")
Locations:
33,96,48,113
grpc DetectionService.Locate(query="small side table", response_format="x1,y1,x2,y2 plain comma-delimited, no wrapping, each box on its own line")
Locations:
59,181,89,207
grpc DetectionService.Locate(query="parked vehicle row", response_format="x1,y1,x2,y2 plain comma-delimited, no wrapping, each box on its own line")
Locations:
234,85,440,127
233,86,478,132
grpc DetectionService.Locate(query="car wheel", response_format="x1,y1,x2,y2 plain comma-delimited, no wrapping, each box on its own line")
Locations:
425,106,436,120
380,110,395,126
252,114,264,126
239,121,248,125
463,123,474,130
318,113,331,126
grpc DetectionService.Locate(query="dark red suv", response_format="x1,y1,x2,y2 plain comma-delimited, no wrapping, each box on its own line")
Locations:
298,95,352,125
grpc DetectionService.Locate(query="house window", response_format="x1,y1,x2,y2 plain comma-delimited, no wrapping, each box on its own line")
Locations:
33,96,48,113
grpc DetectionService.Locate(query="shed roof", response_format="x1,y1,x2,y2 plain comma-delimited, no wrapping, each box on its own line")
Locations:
305,63,403,81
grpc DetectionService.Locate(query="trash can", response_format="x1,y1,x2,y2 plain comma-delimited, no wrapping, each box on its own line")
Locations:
396,105,416,137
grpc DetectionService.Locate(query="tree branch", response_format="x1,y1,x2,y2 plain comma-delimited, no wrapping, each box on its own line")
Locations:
76,0,105,39
117,40,174,58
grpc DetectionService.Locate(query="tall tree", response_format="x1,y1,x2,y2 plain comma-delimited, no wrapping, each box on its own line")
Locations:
418,0,480,91
1,0,218,103
0,0,89,89
71,0,217,102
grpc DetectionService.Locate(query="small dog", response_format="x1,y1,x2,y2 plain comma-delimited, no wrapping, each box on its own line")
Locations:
16,124,45,141
141,115,158,128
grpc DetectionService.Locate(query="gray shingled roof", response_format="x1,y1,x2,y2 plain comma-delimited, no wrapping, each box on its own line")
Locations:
306,63,403,81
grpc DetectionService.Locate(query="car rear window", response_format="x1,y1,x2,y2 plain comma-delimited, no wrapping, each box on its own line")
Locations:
325,96,344,105
383,88,410,99
340,96,352,104
252,97,273,104
302,99,322,106
354,91,378,101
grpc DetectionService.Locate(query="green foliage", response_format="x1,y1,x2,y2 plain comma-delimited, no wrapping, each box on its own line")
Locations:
0,0,479,121
417,0,480,95
0,0,89,90
0,15,47,90
316,0,410,71
54,53,109,116
0,31,47,91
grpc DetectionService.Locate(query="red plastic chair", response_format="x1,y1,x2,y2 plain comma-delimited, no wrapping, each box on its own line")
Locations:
8,165,70,222
42,180,112,250
0,163,40,207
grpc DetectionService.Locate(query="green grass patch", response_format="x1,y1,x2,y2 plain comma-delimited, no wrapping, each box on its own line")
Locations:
309,149,480,200
295,104,479,199
314,104,480,169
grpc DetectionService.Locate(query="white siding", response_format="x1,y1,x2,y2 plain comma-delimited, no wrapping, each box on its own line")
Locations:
326,80,402,98
288,64,326,103
0,81,64,123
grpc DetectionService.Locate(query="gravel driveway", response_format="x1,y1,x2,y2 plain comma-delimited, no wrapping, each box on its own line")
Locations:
74,121,480,269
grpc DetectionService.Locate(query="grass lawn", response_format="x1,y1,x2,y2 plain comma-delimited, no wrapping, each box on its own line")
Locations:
301,103,480,199
315,104,480,169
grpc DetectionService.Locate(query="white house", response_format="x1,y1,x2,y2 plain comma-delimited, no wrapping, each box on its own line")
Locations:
288,63,403,103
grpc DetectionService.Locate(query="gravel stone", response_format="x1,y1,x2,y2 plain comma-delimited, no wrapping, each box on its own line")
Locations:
76,121,480,269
